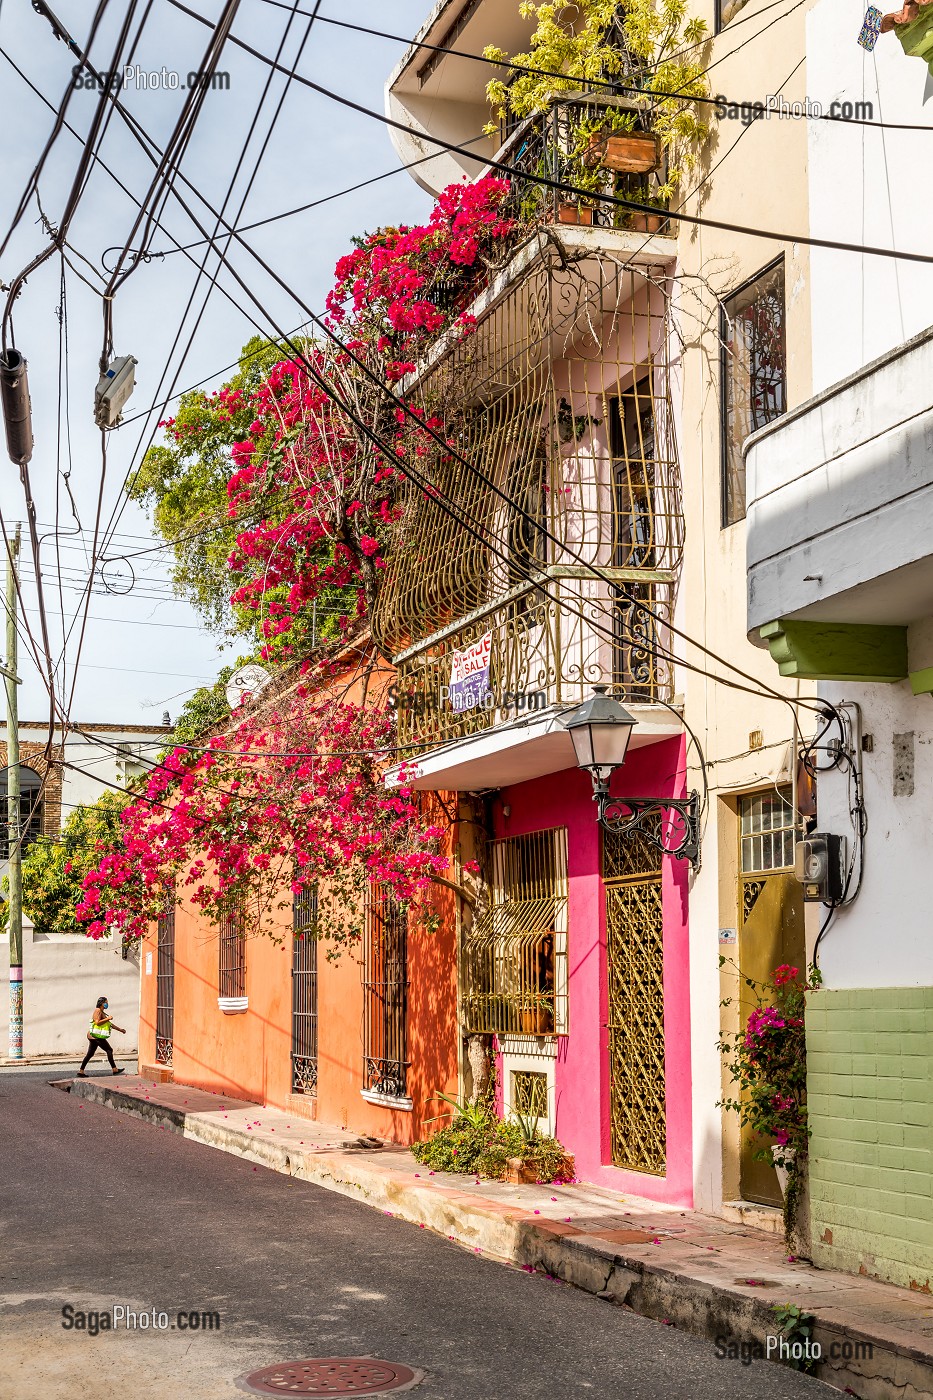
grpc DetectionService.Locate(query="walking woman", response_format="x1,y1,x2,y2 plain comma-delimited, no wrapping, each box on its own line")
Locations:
76,996,126,1077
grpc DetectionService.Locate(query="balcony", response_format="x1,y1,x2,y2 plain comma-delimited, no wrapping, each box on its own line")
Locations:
745,324,933,684
375,236,685,782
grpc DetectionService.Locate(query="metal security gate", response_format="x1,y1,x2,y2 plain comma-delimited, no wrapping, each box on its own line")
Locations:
155,907,175,1066
604,826,666,1175
291,885,318,1094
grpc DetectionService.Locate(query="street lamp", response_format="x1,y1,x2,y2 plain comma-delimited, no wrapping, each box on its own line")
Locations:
563,686,701,866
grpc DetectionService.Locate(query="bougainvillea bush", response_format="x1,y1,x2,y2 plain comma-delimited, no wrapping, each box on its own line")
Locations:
79,178,518,946
76,673,448,951
718,961,821,1165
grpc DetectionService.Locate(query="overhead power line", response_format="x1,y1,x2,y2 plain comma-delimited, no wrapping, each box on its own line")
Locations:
165,0,933,264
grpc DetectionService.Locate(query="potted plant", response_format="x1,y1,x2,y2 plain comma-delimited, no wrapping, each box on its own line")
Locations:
579,108,660,176
718,961,821,1257
484,0,710,206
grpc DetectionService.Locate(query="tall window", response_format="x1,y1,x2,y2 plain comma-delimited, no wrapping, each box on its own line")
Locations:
721,260,786,527
362,891,409,1102
610,379,660,699
291,884,318,1094
0,765,43,859
218,905,246,999
156,905,175,1066
462,828,569,1036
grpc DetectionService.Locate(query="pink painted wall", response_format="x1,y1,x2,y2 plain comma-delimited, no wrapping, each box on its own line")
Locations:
493,736,693,1206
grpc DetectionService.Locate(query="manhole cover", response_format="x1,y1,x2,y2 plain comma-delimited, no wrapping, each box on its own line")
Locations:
237,1358,424,1396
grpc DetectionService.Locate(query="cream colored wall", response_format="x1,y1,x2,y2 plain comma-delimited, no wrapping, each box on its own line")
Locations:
674,0,820,1213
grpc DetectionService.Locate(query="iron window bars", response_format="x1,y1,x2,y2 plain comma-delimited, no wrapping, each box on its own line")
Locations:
0,764,43,859
155,904,175,1066
218,904,246,999
720,258,786,527
362,891,410,1100
291,883,319,1094
462,827,569,1036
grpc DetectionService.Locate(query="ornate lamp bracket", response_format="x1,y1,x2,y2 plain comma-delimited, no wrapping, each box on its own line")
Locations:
592,779,701,867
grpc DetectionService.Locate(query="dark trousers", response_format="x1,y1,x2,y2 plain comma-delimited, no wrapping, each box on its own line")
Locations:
80,1036,116,1071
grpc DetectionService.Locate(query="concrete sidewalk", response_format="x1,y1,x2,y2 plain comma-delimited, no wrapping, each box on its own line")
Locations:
65,1073,933,1400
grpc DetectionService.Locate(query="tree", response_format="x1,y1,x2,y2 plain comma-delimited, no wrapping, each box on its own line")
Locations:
129,335,300,637
18,792,129,934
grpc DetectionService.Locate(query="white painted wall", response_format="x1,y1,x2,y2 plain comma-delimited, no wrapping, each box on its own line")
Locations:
0,924,140,1059
807,0,933,394
815,680,933,989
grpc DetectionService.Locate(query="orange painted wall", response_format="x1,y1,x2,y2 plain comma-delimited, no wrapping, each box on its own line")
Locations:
140,867,459,1144
137,654,460,1143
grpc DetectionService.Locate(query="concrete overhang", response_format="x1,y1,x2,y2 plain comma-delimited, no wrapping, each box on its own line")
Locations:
745,322,933,645
385,0,536,195
385,702,684,792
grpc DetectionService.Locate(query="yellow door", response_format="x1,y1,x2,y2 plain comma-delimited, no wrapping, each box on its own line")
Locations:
737,791,805,1206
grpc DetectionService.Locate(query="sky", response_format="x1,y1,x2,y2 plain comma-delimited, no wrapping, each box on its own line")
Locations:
0,0,433,727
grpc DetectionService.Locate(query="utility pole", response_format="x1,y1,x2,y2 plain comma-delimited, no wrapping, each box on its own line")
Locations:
4,524,22,1060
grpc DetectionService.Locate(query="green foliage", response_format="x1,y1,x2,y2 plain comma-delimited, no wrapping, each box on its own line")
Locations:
18,792,129,934
772,1303,818,1373
484,0,709,198
128,336,299,638
411,1093,570,1183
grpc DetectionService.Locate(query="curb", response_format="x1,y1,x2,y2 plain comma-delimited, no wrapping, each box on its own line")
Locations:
69,1078,933,1400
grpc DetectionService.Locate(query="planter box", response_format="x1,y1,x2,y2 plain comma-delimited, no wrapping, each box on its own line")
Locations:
557,203,593,226
587,131,660,174
504,1153,575,1185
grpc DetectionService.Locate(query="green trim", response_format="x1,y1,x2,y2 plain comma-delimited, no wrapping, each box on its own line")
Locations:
910,666,933,696
760,619,908,682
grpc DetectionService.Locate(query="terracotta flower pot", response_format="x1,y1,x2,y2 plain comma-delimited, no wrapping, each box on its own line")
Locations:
587,131,660,174
628,212,666,234
521,1008,552,1034
557,203,593,226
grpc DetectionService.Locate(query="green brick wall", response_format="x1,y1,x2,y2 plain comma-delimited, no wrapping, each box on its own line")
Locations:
806,988,933,1289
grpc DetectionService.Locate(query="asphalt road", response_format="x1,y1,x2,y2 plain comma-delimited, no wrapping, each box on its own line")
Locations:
0,1065,837,1400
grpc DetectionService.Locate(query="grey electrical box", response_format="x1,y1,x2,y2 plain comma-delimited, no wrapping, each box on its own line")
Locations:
794,833,845,902
94,354,137,428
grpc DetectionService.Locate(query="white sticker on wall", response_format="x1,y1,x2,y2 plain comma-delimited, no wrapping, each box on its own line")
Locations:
145,951,153,975
719,928,737,945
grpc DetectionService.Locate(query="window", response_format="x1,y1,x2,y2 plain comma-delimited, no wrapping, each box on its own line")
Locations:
0,765,43,859
512,1069,548,1119
462,828,568,1036
218,906,246,999
155,905,175,1065
362,891,409,1103
739,787,796,874
716,0,751,30
610,378,657,570
721,260,786,526
609,379,662,700
291,884,318,1094
506,450,547,588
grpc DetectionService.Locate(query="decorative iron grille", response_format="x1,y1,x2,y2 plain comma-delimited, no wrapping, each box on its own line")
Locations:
291,884,318,1093
374,243,682,750
462,828,568,1036
512,1069,549,1120
155,905,175,1066
603,823,665,1175
218,905,246,999
362,892,409,1100
496,95,669,232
